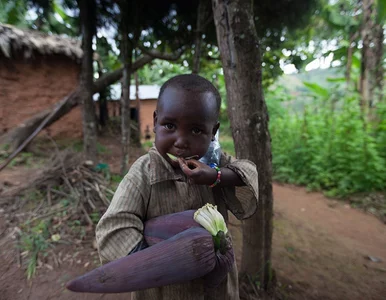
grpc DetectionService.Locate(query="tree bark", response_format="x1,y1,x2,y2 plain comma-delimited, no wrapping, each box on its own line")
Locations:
346,31,358,86
79,0,98,162
212,0,274,295
120,0,133,176
133,70,141,145
98,87,108,128
373,23,384,104
192,0,208,74
95,54,108,128
360,0,376,110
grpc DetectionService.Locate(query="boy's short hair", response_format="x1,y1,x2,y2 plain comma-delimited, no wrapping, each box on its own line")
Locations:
158,74,222,116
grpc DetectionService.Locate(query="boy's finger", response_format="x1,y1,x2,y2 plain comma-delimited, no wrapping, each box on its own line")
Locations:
185,159,200,169
178,158,194,176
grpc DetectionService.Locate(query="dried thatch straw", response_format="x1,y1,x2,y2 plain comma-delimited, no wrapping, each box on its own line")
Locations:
0,149,114,229
0,150,84,200
0,23,82,61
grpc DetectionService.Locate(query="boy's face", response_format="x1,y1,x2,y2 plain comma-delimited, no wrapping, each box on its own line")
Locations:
153,87,219,167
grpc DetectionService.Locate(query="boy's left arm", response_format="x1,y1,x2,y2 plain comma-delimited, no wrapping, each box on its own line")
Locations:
219,154,259,220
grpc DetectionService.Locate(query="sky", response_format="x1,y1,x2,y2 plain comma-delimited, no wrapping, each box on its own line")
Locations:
283,52,337,74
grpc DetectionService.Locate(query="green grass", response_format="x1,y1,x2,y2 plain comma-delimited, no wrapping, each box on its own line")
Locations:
111,174,124,183
2,151,39,168
19,220,52,279
68,140,110,154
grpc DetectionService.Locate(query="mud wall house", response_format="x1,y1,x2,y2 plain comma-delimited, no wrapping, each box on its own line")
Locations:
104,84,160,139
0,24,161,145
0,24,83,141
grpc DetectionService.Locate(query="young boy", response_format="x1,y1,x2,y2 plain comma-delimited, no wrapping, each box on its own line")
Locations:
96,74,259,300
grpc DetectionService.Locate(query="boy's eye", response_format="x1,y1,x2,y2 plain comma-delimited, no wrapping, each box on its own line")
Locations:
164,123,175,130
192,128,202,135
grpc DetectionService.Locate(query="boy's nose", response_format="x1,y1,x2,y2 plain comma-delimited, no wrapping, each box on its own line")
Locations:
174,135,189,149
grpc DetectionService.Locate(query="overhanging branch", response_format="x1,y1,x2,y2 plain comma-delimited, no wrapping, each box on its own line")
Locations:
93,48,185,93
138,45,185,61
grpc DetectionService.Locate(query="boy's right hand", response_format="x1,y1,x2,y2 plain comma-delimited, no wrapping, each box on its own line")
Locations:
178,158,218,186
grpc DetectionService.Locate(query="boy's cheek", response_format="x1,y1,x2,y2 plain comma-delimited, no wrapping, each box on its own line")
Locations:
154,134,171,152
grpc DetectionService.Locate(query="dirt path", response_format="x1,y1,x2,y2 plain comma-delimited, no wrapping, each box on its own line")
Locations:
270,183,386,299
1,166,385,299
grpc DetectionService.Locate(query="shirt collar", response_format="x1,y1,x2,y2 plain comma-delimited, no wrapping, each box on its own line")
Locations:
148,147,186,185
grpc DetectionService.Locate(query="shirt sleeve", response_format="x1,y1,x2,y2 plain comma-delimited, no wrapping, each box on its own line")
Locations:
219,153,259,220
95,175,148,264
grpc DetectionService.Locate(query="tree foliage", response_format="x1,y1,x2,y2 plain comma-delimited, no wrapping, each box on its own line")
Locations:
0,0,30,27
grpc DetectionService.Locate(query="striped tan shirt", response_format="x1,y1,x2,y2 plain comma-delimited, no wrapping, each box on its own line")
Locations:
96,147,259,300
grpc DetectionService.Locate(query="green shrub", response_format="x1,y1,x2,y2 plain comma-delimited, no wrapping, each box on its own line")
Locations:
268,84,386,197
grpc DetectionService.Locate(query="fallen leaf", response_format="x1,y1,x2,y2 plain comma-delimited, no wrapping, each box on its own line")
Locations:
51,234,61,242
366,255,382,263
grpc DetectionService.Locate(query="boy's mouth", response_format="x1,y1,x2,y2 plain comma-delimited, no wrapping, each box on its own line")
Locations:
166,153,199,162
184,155,199,160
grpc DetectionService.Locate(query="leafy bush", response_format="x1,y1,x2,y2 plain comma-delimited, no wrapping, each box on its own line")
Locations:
268,84,386,197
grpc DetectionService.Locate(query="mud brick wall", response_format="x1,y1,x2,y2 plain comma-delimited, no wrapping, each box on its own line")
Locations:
0,54,82,139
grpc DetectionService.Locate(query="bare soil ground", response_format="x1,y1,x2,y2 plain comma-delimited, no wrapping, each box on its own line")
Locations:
0,137,385,300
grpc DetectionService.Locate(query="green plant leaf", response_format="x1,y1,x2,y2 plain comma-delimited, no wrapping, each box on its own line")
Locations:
326,77,346,82
303,81,329,98
377,0,386,23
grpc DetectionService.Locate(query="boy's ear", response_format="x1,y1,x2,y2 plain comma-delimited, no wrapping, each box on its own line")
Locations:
212,122,220,140
153,110,158,133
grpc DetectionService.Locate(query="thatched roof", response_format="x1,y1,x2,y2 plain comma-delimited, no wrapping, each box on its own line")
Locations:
0,24,83,62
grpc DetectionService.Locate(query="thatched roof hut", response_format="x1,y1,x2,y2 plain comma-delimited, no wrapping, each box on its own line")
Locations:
0,24,83,61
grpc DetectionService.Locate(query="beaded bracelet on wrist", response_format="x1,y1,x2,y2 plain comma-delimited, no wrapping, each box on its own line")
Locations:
209,164,221,188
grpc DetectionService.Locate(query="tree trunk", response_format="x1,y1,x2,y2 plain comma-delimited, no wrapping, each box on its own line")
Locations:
192,0,208,74
212,0,274,295
360,0,376,110
346,31,358,86
98,88,108,128
373,23,384,104
79,0,97,162
133,71,141,145
96,54,108,128
120,4,133,176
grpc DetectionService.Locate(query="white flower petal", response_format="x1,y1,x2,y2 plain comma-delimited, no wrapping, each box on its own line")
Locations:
194,203,228,235
195,214,217,236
